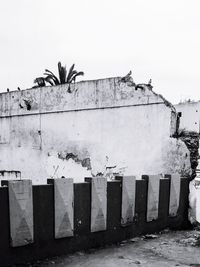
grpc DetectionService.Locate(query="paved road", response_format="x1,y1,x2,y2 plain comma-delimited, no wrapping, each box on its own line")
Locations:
19,229,200,267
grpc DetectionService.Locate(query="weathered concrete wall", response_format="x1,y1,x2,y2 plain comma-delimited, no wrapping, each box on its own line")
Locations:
0,77,191,183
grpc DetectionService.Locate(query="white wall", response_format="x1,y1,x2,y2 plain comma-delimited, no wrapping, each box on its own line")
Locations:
0,78,191,184
175,101,200,133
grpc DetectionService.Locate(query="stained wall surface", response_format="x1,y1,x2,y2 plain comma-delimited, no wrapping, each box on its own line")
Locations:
0,78,191,183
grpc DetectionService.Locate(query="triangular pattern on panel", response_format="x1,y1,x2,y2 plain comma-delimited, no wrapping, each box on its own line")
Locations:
54,180,74,237
91,197,103,226
124,178,135,200
124,186,132,203
94,207,106,228
9,187,33,233
9,191,24,228
122,177,135,223
92,185,105,215
147,176,159,221
148,183,156,208
56,188,70,210
93,183,104,204
169,176,180,216
21,210,33,234
170,183,178,206
91,178,107,231
9,181,32,205
55,182,72,205
172,175,181,193
13,217,33,245
57,212,73,236
124,188,134,210
125,204,133,221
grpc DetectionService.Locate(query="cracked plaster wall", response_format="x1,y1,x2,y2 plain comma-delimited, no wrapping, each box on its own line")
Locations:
0,77,191,184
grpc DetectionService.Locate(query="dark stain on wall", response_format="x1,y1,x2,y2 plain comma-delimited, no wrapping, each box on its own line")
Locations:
58,152,92,170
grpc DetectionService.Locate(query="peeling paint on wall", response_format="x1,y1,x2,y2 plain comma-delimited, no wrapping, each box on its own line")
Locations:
0,77,191,184
46,152,92,182
57,152,92,170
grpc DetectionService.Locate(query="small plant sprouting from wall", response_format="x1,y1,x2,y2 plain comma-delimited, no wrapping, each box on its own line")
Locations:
33,62,84,93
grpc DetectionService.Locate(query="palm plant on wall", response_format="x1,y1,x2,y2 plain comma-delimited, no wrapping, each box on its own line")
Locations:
34,62,84,92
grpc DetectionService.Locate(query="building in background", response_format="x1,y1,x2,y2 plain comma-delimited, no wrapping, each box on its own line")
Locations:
175,100,200,171
175,100,200,223
175,100,200,133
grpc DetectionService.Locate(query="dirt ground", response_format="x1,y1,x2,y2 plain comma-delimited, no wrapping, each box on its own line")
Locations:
19,229,200,267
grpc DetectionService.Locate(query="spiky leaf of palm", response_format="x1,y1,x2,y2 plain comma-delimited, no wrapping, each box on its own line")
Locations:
44,76,55,86
70,71,84,83
44,69,60,85
44,74,60,86
58,62,67,84
41,62,84,88
66,64,75,83
66,64,84,83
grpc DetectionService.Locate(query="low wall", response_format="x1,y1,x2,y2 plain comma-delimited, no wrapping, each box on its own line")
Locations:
0,175,189,266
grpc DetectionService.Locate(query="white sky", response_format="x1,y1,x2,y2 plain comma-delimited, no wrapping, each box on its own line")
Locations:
0,0,199,104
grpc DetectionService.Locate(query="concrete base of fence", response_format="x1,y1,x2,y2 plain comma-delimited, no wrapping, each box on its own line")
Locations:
0,177,190,266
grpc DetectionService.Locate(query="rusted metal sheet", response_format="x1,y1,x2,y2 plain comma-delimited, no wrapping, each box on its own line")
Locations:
145,175,160,222
8,180,33,247
121,176,136,225
91,177,107,232
169,174,181,216
54,178,74,238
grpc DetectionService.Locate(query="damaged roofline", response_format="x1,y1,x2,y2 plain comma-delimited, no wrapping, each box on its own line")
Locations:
151,91,176,113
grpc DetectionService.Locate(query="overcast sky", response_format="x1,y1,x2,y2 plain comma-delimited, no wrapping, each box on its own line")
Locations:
0,0,199,104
